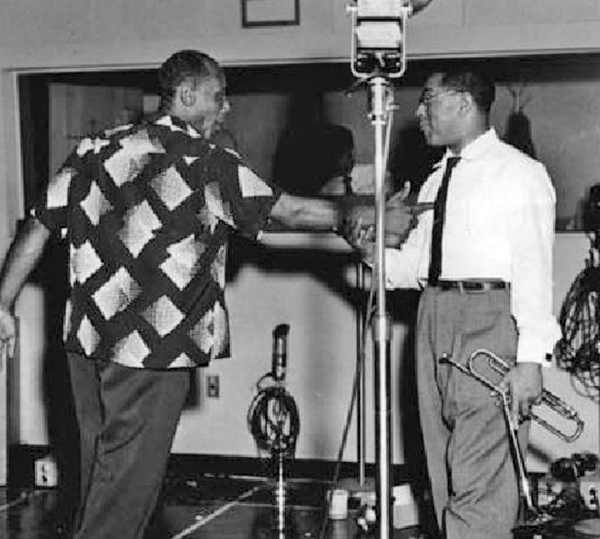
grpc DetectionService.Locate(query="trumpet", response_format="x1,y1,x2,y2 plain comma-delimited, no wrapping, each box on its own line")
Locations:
439,349,584,443
440,349,585,526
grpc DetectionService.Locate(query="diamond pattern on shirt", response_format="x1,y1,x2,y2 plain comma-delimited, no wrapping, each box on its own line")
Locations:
103,130,163,187
113,331,150,367
47,167,74,209
120,129,166,156
104,150,149,187
92,267,141,320
191,309,215,356
160,235,205,290
72,240,103,284
156,116,201,139
196,207,219,233
210,245,226,285
239,165,274,198
33,115,278,369
118,201,162,257
76,315,101,356
224,147,242,159
63,300,73,340
170,353,194,368
142,296,185,337
80,183,114,226
77,136,111,157
189,300,227,358
205,181,233,227
104,124,133,137
151,166,193,210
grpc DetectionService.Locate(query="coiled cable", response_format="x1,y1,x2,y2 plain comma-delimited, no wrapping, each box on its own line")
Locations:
555,244,600,402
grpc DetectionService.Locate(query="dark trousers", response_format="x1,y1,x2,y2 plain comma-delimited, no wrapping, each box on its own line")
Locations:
67,353,191,539
416,287,524,539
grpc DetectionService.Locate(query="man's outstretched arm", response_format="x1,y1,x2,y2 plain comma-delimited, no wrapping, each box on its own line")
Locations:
268,193,344,232
0,217,51,355
267,189,428,239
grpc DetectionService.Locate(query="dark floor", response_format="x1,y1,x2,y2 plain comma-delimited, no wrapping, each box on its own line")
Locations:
0,476,431,539
3,475,598,538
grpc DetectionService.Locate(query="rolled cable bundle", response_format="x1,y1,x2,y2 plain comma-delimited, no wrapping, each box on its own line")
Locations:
556,236,600,402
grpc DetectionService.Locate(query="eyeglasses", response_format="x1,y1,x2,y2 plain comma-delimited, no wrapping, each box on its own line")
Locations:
418,89,462,108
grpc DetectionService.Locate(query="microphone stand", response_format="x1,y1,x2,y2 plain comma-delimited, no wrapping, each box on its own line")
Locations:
347,4,410,537
369,75,394,539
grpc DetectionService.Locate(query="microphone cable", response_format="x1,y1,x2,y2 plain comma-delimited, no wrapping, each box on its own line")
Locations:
247,383,300,459
316,267,378,539
247,324,300,473
555,238,600,402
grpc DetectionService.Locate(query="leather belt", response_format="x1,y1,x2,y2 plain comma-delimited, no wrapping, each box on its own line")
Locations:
432,280,509,293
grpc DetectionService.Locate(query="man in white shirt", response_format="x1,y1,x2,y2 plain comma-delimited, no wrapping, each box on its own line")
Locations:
353,69,560,538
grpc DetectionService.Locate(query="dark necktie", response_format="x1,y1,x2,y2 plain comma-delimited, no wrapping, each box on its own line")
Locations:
428,156,461,284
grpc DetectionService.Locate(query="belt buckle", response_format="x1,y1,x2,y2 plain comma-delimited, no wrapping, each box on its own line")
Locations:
461,281,505,293
459,281,484,293
431,280,504,292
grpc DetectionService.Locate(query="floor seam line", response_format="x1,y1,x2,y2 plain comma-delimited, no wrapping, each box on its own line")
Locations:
169,484,263,539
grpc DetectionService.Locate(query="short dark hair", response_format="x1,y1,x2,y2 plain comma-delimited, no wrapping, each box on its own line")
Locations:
438,68,496,114
158,50,222,110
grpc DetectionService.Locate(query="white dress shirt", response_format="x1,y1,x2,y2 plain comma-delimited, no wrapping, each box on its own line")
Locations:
386,128,561,364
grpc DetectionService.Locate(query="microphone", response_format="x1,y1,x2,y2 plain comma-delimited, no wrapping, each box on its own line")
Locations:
348,0,436,78
349,0,410,78
272,324,290,382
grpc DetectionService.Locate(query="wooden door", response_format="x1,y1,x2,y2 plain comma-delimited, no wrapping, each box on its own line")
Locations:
49,83,143,174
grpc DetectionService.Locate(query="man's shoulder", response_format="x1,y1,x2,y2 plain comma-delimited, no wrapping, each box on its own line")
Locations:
490,136,541,167
489,139,554,198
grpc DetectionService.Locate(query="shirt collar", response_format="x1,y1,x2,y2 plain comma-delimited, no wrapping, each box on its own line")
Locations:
434,128,498,170
152,114,203,139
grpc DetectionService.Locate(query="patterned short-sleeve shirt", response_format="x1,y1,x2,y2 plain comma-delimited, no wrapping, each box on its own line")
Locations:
32,114,281,369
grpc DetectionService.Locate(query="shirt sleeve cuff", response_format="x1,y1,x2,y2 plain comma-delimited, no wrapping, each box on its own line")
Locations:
384,248,421,289
516,334,555,367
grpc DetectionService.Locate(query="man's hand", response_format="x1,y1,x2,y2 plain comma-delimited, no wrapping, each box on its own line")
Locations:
342,219,376,262
341,197,431,253
498,362,543,427
0,305,16,359
384,198,433,247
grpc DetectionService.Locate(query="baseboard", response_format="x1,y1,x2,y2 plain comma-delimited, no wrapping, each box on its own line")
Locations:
9,444,415,489
166,452,413,483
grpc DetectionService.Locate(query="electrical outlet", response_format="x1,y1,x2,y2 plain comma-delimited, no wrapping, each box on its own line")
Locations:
35,455,58,487
206,374,220,398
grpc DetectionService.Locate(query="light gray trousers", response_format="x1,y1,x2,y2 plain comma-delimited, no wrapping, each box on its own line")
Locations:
416,286,524,539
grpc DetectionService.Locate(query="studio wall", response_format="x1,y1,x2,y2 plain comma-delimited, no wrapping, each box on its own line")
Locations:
12,66,600,471
0,0,599,479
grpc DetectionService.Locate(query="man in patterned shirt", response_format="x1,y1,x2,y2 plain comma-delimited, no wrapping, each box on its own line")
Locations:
0,50,420,539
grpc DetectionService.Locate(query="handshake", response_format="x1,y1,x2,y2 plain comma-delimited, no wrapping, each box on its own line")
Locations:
338,188,433,257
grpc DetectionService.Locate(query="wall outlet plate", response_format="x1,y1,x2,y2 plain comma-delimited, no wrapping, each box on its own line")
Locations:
35,455,58,487
206,374,220,398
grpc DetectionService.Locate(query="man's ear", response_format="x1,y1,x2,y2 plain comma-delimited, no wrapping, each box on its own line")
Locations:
458,92,474,116
179,81,197,108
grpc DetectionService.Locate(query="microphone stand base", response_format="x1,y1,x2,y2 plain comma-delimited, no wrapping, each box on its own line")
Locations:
337,476,376,499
